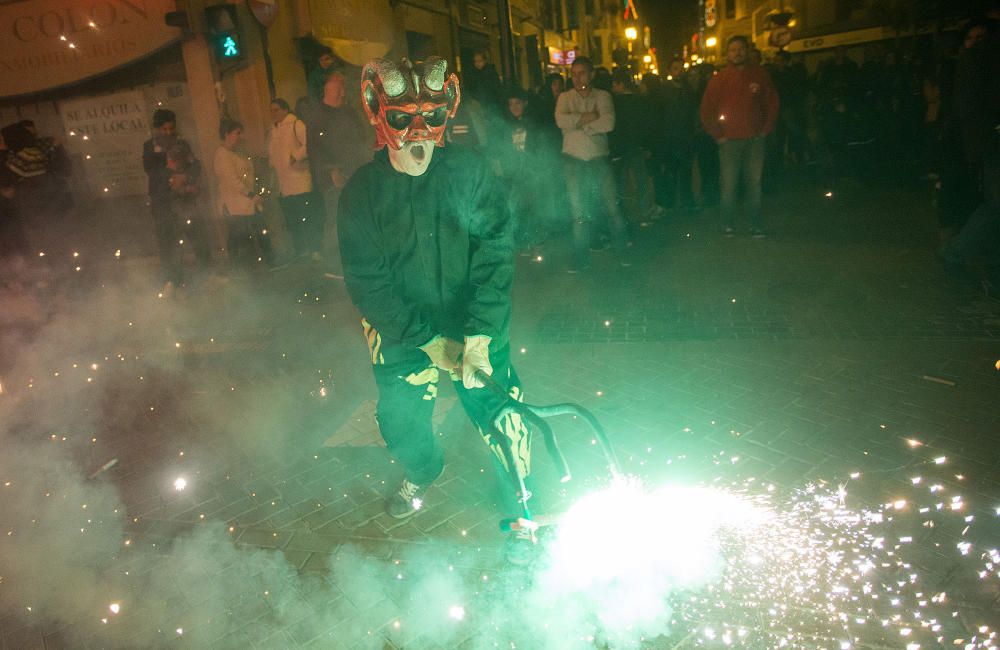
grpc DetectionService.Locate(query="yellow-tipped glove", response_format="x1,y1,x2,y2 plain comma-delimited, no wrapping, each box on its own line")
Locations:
419,335,463,371
462,335,493,389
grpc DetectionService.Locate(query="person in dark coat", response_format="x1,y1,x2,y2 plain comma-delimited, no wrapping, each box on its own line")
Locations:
339,57,537,565
142,109,211,292
940,9,1000,279
610,70,661,225
497,86,548,250
0,167,30,260
306,70,373,256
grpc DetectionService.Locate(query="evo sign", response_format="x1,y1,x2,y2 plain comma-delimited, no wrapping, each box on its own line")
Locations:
0,0,180,98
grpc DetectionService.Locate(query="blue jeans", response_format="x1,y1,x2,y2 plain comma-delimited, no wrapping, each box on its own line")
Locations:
719,137,765,230
563,155,628,268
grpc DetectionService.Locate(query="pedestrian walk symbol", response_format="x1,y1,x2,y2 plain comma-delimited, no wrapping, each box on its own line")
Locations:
222,35,239,57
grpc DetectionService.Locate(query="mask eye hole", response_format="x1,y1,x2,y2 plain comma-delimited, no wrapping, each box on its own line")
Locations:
386,110,413,130
422,106,448,127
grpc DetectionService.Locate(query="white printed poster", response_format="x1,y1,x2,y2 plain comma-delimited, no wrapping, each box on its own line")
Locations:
59,89,149,198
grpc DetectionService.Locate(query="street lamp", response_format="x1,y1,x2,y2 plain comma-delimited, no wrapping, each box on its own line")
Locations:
624,25,637,55
705,36,718,48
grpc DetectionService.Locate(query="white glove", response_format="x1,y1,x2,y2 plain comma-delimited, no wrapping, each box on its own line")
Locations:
462,335,493,389
419,336,462,371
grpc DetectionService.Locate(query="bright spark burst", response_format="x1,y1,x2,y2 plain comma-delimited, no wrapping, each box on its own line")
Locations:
525,459,998,649
173,477,187,491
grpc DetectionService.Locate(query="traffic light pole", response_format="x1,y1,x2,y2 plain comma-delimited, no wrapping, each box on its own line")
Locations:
256,19,276,99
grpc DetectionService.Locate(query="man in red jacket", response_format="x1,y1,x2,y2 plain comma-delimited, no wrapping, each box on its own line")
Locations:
700,35,780,237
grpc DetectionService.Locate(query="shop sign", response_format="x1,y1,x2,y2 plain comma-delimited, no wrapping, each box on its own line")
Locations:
0,0,181,98
59,89,149,197
548,48,577,66
309,0,394,65
786,26,887,53
705,0,717,28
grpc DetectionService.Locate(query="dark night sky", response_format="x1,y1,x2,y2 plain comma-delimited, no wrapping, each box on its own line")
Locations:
641,0,701,59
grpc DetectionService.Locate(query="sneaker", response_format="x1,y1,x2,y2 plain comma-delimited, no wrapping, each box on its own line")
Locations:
385,478,428,519
723,227,736,238
503,527,537,566
750,228,767,239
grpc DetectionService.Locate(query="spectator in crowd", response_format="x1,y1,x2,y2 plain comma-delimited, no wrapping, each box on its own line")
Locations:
530,73,568,232
775,51,810,167
700,35,780,238
593,66,613,93
531,73,564,130
464,50,504,111
940,7,1000,281
307,48,342,102
659,58,698,211
497,86,547,253
815,46,863,178
268,98,324,260
307,71,373,255
165,139,212,271
765,50,809,185
446,55,501,151
688,62,721,208
935,20,989,241
1,120,73,217
143,109,210,294
556,56,630,271
610,69,662,226
214,118,273,271
0,167,29,261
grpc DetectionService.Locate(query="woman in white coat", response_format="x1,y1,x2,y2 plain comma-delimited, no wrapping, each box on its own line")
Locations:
268,98,324,258
214,118,273,269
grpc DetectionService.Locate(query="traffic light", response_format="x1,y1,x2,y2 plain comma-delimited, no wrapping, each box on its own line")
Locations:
205,5,244,65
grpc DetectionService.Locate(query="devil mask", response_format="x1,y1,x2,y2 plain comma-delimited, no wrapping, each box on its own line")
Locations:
361,57,461,152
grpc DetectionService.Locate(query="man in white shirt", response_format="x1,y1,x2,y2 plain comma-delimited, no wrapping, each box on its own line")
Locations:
556,56,630,271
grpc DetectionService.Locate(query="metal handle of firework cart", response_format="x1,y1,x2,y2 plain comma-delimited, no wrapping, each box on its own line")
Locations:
473,369,622,533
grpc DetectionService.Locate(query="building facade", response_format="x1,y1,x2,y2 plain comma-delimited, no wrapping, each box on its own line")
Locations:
0,0,557,215
698,0,965,67
540,0,654,75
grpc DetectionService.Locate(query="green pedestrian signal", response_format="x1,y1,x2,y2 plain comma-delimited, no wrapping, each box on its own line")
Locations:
205,5,244,66
222,35,239,57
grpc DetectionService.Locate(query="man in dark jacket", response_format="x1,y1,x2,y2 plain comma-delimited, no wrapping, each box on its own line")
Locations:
0,167,30,260
142,109,210,293
611,70,661,225
338,57,535,563
307,71,372,257
941,8,1000,277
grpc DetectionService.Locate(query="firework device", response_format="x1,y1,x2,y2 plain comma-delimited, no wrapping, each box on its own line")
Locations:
473,369,622,539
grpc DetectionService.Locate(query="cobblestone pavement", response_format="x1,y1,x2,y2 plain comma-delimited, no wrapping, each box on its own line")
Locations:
2,179,999,649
